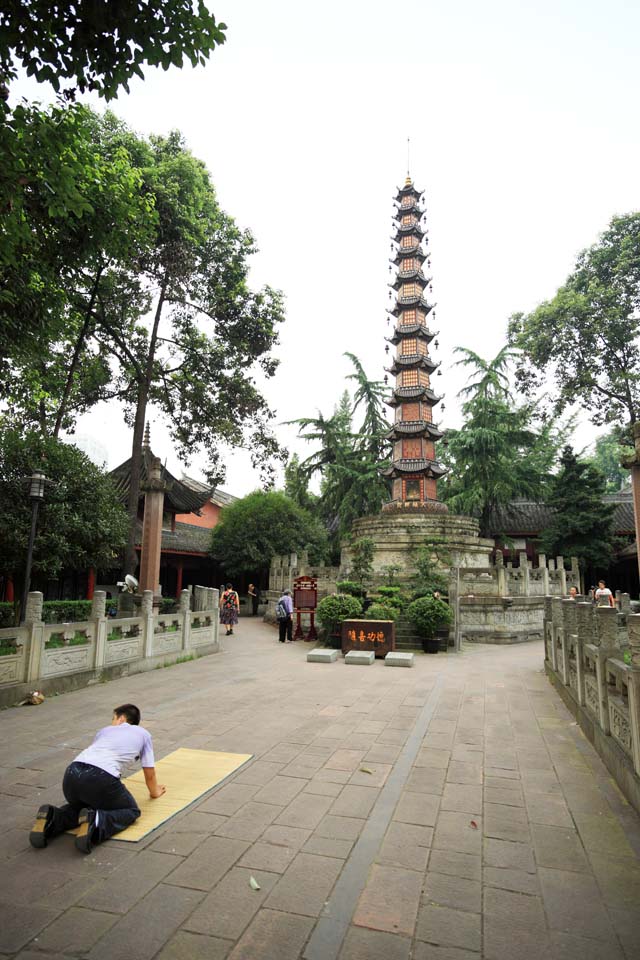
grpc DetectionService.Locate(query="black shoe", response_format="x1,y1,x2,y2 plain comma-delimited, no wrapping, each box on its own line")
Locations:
29,804,56,848
229,629,233,635
75,808,96,854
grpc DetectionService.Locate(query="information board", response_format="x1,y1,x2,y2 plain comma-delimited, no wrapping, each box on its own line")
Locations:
341,619,395,659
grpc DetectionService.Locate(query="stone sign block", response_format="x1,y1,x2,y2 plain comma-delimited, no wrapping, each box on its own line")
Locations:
345,650,375,665
307,648,338,663
342,619,395,659
385,652,414,667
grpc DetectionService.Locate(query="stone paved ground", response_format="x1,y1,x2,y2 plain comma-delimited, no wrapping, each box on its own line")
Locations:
1,618,639,960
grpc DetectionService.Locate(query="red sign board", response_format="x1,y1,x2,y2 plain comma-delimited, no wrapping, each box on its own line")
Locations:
341,619,395,658
293,576,317,611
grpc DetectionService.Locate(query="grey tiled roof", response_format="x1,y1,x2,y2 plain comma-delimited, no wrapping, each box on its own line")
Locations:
487,492,634,536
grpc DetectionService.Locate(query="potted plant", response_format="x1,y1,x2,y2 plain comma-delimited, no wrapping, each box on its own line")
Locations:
406,595,453,654
316,593,363,648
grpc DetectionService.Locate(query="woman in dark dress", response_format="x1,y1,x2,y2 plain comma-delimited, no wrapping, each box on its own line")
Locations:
219,583,239,635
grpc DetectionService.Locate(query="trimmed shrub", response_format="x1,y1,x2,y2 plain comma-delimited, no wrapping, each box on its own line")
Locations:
43,600,92,623
365,603,398,622
160,598,177,614
316,593,363,637
406,595,453,639
0,602,16,627
336,580,366,598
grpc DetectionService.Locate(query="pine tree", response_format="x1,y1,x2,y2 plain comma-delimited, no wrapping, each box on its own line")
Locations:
540,446,615,570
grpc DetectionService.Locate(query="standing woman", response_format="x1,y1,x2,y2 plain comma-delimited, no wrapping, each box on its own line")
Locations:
219,583,240,635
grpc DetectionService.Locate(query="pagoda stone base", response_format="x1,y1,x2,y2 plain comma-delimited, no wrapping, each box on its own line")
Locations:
342,511,494,579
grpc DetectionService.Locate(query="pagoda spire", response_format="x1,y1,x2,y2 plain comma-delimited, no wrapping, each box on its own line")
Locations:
381,175,447,513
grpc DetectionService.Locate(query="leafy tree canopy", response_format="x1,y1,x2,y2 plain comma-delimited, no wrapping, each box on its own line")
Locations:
441,346,567,537
539,445,616,571
509,213,640,430
210,491,329,578
587,430,632,493
0,427,128,589
0,0,226,100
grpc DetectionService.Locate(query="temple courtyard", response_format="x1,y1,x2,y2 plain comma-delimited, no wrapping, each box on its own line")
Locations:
0,619,639,960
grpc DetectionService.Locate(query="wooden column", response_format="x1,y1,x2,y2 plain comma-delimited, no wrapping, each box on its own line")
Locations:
138,457,166,598
176,560,184,597
86,567,95,600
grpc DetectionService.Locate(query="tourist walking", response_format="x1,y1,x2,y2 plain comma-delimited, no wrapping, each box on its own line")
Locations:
594,579,615,607
220,583,240,634
276,588,294,642
29,703,165,854
248,583,259,616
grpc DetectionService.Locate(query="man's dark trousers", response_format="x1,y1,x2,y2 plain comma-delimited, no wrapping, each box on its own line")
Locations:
47,761,140,843
279,615,293,642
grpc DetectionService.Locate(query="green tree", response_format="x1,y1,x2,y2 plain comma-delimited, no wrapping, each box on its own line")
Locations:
0,427,128,598
284,454,318,511
348,537,376,593
540,446,616,570
509,213,640,431
210,491,328,579
587,430,632,493
0,0,226,100
441,346,565,537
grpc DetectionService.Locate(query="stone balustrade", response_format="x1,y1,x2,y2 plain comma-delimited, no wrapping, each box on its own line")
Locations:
0,588,220,708
544,596,640,814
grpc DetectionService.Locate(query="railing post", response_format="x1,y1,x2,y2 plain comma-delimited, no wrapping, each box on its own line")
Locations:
519,552,530,596
627,614,640,776
25,591,45,683
142,590,155,658
595,606,618,734
556,557,566,596
180,590,191,651
92,590,107,670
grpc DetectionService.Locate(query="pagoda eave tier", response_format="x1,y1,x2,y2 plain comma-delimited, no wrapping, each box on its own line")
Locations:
386,355,438,375
385,421,444,441
386,385,442,407
392,247,426,265
388,323,438,344
382,458,447,479
390,295,432,316
395,184,423,200
391,269,429,289
395,222,425,239
394,205,425,223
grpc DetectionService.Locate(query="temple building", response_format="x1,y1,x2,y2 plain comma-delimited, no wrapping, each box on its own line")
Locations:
382,175,447,511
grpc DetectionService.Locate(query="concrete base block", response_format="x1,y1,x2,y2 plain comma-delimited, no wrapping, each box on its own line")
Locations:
307,648,338,663
385,651,414,667
345,650,375,665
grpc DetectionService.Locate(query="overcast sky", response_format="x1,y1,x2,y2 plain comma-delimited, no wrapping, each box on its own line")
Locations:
15,0,640,495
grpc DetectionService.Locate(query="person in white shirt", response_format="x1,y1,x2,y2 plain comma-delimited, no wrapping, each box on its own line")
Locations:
594,580,615,608
29,703,165,854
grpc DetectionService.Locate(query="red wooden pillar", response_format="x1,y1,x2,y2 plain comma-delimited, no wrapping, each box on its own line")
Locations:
175,560,184,597
5,576,14,603
86,567,95,600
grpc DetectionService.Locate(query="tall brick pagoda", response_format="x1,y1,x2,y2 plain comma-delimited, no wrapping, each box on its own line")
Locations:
382,174,447,512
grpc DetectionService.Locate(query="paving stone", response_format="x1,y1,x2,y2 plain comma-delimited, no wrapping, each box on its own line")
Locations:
229,908,313,960
433,811,482,856
415,903,481,951
605,905,640,959
353,863,423,935
377,821,432,871
170,811,228,833
484,785,525,807
264,851,343,917
252,777,307,808
312,766,352,784
259,824,311,851
422,871,482,913
261,744,304,764
385,652,414,667
238,840,298,873
530,823,590,873
483,914,551,960
483,886,547,929
185,867,278,939
524,793,573,828
214,802,284,842
330,784,379,819
412,944,481,959
549,930,625,960
307,648,339,662
446,761,483,785
588,853,640,910
165,836,250,891
355,720,388,734
302,835,353,858
483,808,531,843
483,866,539,895
365,743,403,763
338,925,411,959
86,883,204,960
156,931,233,960
233,760,286,786
199,783,260,816
325,749,368,771
348,762,393,788
415,747,451,769
274,792,334,830
150,831,209,856
78,850,182,914
484,767,520,781
441,783,482,815
394,790,440,827
571,810,637,860
538,867,618,942
0,900,60,954
304,779,344,798
406,766,447,795
345,650,375,665
316,814,364,841
428,848,481,881
29,906,117,954
483,838,535,873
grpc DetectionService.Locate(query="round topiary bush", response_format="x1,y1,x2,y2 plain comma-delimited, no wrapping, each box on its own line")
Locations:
317,593,363,641
336,580,366,598
406,595,453,639
365,602,398,622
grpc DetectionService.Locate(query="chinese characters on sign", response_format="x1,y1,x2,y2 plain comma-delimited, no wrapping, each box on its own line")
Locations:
293,575,318,641
341,619,395,658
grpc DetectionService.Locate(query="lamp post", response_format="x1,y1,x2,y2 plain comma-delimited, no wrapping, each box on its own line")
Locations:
20,471,46,623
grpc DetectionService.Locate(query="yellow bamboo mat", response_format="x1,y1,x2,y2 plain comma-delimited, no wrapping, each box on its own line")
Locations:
69,748,253,842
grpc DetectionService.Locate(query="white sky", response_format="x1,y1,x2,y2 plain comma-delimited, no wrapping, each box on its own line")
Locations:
15,0,640,494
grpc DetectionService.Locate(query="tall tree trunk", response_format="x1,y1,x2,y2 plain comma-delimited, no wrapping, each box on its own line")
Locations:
124,280,167,576
53,267,103,438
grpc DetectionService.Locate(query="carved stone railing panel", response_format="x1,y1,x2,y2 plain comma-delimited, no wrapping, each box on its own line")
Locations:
105,637,143,664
